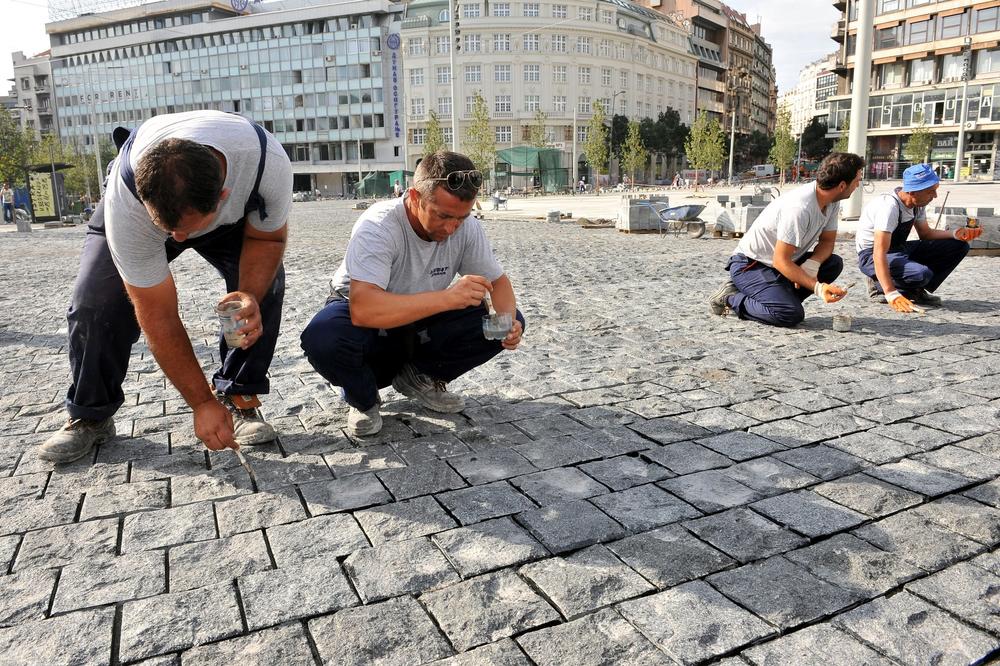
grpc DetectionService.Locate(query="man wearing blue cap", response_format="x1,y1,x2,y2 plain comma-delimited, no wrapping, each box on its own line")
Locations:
856,163,981,312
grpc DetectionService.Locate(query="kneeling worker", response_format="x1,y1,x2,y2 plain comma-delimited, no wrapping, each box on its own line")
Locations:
708,152,865,327
857,163,980,312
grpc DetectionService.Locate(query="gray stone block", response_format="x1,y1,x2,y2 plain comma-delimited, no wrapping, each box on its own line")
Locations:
13,517,118,572
966,477,1000,508
45,462,128,496
751,490,868,538
432,517,547,578
129,451,209,482
0,493,81,537
0,534,18,573
430,638,530,665
519,545,654,619
723,458,820,497
344,537,459,602
685,507,807,563
170,468,251,505
618,580,774,663
168,531,272,592
239,560,358,630
730,397,804,422
121,502,217,553
833,591,999,665
866,459,973,496
421,570,559,652
784,533,923,597
590,484,701,532
0,607,114,666
748,418,826,448
681,406,760,434
377,460,468,499
516,608,664,666
298,473,393,515
513,413,590,439
608,524,734,589
812,473,922,517
455,424,533,452
323,444,406,476
214,486,307,537
266,513,370,566
696,430,785,461
511,437,602,469
0,566,57,626
640,441,732,475
915,444,1000,481
52,550,165,613
436,481,537,525
510,467,609,505
515,500,625,554
181,622,317,666
630,416,711,445
394,434,471,464
708,556,863,629
907,562,1000,634
79,480,169,520
309,596,454,665
658,470,763,513
827,431,919,464
773,444,867,480
911,495,1000,545
740,624,895,666
447,449,539,485
355,495,457,544
577,455,673,491
119,582,242,662
575,427,655,457
853,511,983,571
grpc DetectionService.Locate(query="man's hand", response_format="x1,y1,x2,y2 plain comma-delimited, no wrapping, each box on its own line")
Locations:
954,227,983,242
502,319,523,350
814,282,847,303
220,292,263,350
447,275,492,310
886,291,915,313
192,397,238,451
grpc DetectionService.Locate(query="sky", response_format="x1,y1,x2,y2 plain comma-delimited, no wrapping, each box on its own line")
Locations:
2,0,840,97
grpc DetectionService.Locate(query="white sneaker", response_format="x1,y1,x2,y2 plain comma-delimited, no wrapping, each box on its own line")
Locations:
392,363,465,413
347,404,383,437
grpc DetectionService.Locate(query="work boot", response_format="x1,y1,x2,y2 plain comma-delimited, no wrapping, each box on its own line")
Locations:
392,363,465,413
910,288,942,307
866,277,886,303
708,280,738,316
221,395,276,446
38,418,116,463
347,404,383,437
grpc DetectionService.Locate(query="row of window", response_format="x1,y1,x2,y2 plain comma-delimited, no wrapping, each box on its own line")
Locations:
410,64,694,93
409,92,693,116
879,48,1000,89
449,3,614,23
876,7,1000,49
830,84,1000,131
282,140,376,163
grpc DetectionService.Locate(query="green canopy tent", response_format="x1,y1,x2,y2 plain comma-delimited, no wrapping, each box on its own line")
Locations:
495,147,567,193
355,171,390,198
388,169,414,192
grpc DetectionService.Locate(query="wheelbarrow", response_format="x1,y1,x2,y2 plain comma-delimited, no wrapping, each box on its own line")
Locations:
635,201,708,238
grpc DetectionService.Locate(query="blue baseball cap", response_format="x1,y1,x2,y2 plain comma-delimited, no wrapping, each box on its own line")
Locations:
901,163,940,192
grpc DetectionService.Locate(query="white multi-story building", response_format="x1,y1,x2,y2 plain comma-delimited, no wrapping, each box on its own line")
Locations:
11,50,57,138
401,0,697,185
778,53,837,136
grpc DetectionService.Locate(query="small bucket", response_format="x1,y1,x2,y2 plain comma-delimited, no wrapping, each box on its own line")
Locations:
832,313,853,332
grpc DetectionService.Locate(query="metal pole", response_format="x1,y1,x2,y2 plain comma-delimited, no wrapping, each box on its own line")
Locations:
357,138,362,196
572,106,578,193
843,0,876,219
448,0,459,151
86,69,105,198
796,131,803,180
954,37,973,183
49,141,62,221
727,96,737,185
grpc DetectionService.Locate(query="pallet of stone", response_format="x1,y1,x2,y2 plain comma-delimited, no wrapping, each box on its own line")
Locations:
934,208,1000,251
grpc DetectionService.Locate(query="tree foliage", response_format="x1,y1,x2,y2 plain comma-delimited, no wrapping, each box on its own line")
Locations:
582,100,609,187
620,120,648,184
769,109,797,183
0,109,37,186
903,110,933,165
528,110,549,149
834,116,850,153
424,110,446,157
684,111,725,181
610,114,628,159
463,91,496,182
800,117,832,160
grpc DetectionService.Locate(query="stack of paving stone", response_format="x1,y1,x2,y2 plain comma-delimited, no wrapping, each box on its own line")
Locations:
931,206,999,251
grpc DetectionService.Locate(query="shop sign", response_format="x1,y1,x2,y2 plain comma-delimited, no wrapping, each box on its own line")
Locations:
388,32,401,140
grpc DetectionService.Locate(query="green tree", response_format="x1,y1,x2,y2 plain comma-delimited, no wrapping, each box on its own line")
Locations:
684,111,725,185
0,109,36,187
528,110,549,149
903,110,934,165
620,120,648,185
769,109,797,184
800,117,832,160
582,100,609,189
424,110,446,157
834,116,850,153
463,92,496,186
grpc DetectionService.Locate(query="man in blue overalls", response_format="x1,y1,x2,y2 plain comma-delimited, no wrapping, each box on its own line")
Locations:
856,163,981,312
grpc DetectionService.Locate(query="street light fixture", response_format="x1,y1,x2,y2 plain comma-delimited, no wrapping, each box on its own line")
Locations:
954,36,973,183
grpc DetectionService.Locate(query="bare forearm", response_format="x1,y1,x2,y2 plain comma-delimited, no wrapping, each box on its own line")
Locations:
351,290,453,329
239,237,286,302
139,312,215,408
809,239,835,264
874,253,896,293
774,258,816,290
490,274,516,315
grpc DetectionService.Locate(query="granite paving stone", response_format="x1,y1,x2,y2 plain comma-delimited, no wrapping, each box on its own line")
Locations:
910,495,1000,545
853,511,984,571
78,482,169,521
394,434,471,464
707,556,863,629
513,413,590,439
640,441,732,475
740,624,896,666
685,507,808,563
723,458,820,497
354,495,457,544
578,455,673,491
608,524,735,589
298,473,393,515
510,467,609,505
421,570,559,651
375,460,467,499
618,580,774,663
866,458,974,496
45,462,129,495
118,582,243,662
436,481,536,525
658,470,764,513
511,436,603,470
265,513,370,566
516,608,667,666
970,550,1000,575
52,550,165,613
784,533,923,597
571,404,642,429
833,591,1000,666
121,502,217,553
323,445,406,477
871,421,960,450
344,537,459,602
811,473,923,517
515,499,626,553
0,493,82,537
590,483,701,532
455,424,533,451
167,531,272,592
915,444,1000,481
0,607,115,666
695,430,785,461
129,451,209,483
747,419,827,448
751,490,868,537
519,544,655,619
575,427,656,457
773,444,868,480
0,534,18,573
0,566,58,626
432,517,547,577
181,622,317,666
446,449,538,485
430,638,531,665
906,562,1000,633
239,559,359,629
966,477,1000,507
214,486,308,536
827,431,920,464
12,517,118,572
630,417,712,445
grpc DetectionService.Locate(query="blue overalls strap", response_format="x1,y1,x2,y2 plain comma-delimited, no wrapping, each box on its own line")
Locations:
116,128,140,200
244,122,268,222
886,193,919,252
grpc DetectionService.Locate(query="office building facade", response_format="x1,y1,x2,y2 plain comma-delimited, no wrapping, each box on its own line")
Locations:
11,51,57,138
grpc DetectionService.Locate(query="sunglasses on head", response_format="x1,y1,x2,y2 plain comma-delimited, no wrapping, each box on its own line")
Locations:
429,170,484,191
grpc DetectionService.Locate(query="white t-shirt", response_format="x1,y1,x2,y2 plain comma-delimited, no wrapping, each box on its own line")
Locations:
1,187,12,204
330,198,504,298
856,189,924,253
104,111,292,288
734,182,839,265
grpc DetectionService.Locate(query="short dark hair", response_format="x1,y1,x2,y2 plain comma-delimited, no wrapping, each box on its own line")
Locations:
413,150,480,202
134,138,224,229
815,152,865,190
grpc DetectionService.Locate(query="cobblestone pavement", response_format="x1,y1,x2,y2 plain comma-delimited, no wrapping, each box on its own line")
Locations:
2,200,999,665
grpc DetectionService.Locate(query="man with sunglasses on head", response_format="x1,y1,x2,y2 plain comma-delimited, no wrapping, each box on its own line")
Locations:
301,150,524,436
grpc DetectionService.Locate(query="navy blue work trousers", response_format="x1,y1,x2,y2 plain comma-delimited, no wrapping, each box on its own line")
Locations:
727,252,844,328
300,299,525,411
857,239,969,295
64,200,284,421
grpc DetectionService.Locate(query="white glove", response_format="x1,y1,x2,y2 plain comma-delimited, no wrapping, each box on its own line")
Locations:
885,290,902,303
802,259,821,279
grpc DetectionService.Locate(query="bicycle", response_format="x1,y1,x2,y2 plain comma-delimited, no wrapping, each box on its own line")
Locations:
753,183,781,200
861,180,875,194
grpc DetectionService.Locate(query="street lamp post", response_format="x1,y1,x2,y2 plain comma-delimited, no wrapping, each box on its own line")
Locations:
607,90,625,184
954,36,973,183
727,69,749,185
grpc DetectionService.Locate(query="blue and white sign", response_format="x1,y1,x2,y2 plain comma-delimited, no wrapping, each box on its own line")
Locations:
389,32,401,140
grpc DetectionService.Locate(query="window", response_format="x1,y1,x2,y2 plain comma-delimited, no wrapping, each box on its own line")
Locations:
438,9,450,22
599,40,611,57
602,68,612,86
578,67,591,84
976,7,999,33
977,48,1000,74
620,70,628,88
436,97,451,114
907,18,933,45
552,4,567,18
576,37,591,54
496,125,512,142
941,53,964,80
436,66,452,84
525,94,540,111
524,34,539,51
407,38,425,55
443,127,453,145
410,97,425,115
578,96,591,113
495,95,512,113
909,58,934,85
552,35,567,52
523,2,539,17
553,65,567,83
553,95,566,112
493,2,510,16
495,64,512,82
616,43,626,59
600,9,613,24
465,64,482,82
876,26,901,49
524,64,540,81
877,0,900,13
411,127,426,144
577,126,588,142
465,34,482,52
494,33,511,51
410,68,424,86
578,7,592,20
436,36,450,54
466,95,477,113
939,12,967,40
881,62,905,87
463,3,480,18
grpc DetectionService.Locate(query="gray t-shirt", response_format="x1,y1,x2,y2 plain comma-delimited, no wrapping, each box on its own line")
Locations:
104,111,292,288
330,198,504,297
856,188,924,253
734,182,839,265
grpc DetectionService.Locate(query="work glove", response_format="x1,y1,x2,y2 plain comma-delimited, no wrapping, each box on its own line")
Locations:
885,290,915,313
953,227,983,242
814,282,846,303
